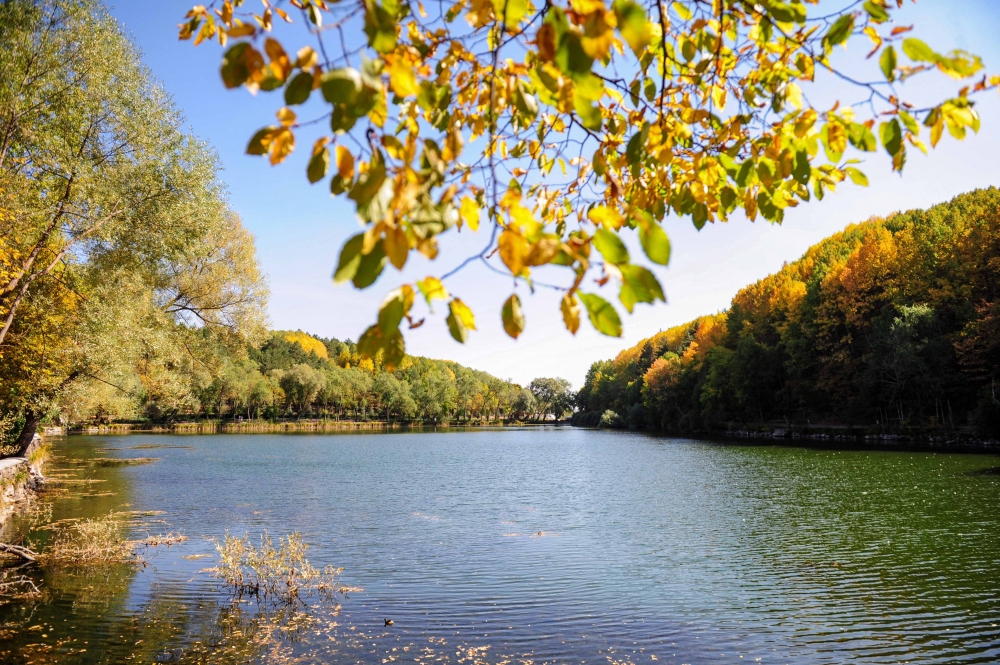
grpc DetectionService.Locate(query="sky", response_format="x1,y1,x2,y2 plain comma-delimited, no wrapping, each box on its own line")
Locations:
109,1,1000,388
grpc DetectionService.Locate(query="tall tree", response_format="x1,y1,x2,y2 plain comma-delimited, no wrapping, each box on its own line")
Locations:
0,0,268,453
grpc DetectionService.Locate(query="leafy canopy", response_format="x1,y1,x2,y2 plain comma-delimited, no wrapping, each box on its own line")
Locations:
180,0,994,368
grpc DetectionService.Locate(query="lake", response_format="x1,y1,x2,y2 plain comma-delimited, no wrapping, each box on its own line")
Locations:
1,428,999,664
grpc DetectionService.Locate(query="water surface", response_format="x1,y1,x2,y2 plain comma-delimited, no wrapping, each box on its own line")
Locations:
1,428,998,663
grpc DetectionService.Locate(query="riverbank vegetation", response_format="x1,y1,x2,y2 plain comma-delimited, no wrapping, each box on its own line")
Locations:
575,189,1000,439
62,328,575,427
0,0,572,449
0,0,267,453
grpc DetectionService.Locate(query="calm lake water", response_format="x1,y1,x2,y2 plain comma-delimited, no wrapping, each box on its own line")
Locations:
1,428,999,664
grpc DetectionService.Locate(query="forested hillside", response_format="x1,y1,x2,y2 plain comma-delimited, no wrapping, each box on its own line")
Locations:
61,329,573,426
575,189,1000,437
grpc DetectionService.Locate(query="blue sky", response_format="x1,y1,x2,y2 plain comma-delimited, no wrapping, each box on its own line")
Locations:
110,1,1000,387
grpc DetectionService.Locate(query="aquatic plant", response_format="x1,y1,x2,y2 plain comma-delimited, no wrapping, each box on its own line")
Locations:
213,531,342,604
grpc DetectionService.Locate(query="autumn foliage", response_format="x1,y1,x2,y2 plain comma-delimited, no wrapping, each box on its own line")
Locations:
179,0,994,365
575,188,1000,436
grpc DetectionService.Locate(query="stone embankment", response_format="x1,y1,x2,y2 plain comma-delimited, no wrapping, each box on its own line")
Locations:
0,435,46,525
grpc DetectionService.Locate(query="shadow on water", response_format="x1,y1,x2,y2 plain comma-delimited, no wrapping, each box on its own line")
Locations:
966,466,1000,476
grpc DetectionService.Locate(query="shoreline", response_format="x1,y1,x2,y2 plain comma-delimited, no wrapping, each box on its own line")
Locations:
46,419,561,436
0,435,47,526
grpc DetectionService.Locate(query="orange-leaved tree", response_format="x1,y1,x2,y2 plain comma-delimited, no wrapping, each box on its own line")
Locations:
179,0,994,369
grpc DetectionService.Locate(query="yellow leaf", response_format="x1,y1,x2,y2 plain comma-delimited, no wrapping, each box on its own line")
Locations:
383,226,409,270
336,145,355,179
311,136,330,157
588,205,623,229
460,197,480,231
296,46,318,69
417,237,439,259
450,298,476,330
388,57,419,97
499,229,530,276
418,276,448,305
277,107,296,127
526,237,560,266
226,23,256,38
269,127,294,165
561,293,581,335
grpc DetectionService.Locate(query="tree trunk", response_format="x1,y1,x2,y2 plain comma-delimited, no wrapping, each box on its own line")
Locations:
11,409,40,458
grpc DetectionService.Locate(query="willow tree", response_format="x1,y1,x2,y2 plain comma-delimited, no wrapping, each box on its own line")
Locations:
0,0,269,453
180,0,991,367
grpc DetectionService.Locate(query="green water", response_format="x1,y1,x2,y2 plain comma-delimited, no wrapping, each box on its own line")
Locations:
0,428,998,663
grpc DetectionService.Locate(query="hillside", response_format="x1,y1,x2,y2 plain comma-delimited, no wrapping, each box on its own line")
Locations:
575,188,1000,437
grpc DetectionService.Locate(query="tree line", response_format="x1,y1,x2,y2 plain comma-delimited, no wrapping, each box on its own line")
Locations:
574,189,1000,438
72,329,574,426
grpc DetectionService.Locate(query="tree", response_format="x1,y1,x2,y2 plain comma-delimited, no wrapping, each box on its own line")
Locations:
529,377,573,420
0,0,269,452
178,0,992,365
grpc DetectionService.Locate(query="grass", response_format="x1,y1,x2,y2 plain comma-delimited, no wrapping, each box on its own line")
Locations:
36,512,186,566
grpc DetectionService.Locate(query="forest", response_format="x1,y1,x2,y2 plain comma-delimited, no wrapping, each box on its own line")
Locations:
575,189,1000,438
65,327,574,426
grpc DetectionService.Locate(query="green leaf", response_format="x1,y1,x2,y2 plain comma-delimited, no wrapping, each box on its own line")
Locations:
378,290,407,335
380,327,405,370
333,233,364,284
766,1,806,24
246,127,273,156
284,71,314,105
824,14,854,48
735,159,754,187
848,122,878,152
792,150,811,185
492,0,527,26
613,0,651,56
619,264,665,313
863,1,889,23
348,157,387,206
364,0,397,54
446,299,476,343
556,31,594,80
638,222,671,265
321,68,362,105
501,294,525,339
356,324,383,361
902,37,937,63
845,167,868,186
352,244,387,289
573,92,603,131
899,110,920,135
880,45,897,82
307,147,329,184
357,325,405,371
880,118,903,157
580,293,622,337
670,1,692,21
593,228,629,264
221,43,252,89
